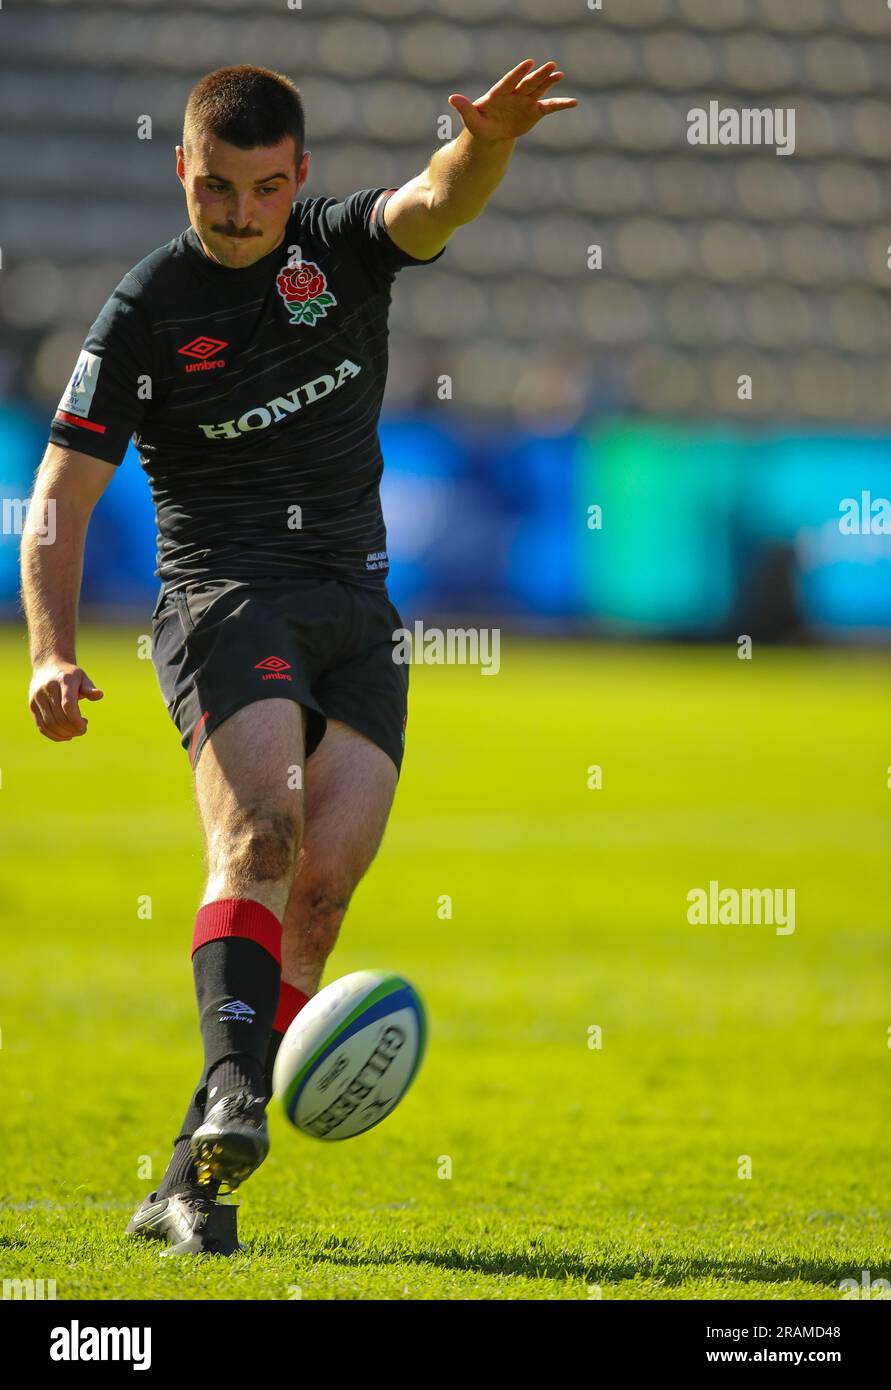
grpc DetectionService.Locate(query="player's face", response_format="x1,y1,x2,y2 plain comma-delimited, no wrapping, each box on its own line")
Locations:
176,134,310,268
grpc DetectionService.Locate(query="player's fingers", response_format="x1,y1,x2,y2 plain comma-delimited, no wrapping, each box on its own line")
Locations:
488,58,536,95
59,675,89,734
30,691,69,740
41,677,86,738
515,61,558,94
29,691,49,733
40,678,77,736
79,671,104,700
524,73,567,103
537,98,578,113
39,682,79,738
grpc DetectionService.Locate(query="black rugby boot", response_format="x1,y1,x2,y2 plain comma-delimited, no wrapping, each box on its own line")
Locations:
190,1086,270,1193
125,1185,245,1257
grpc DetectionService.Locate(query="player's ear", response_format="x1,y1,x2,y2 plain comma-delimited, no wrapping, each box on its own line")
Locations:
297,149,310,191
175,145,186,184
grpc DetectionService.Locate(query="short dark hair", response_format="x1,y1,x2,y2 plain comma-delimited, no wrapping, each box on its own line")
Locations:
184,65,305,162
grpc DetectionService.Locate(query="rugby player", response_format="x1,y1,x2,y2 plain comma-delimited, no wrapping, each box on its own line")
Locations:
21,62,576,1256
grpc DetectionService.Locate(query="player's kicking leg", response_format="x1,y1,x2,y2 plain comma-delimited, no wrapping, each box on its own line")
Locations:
280,719,398,994
127,697,304,1256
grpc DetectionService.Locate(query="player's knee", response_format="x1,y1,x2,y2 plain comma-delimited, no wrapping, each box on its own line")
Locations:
224,809,301,887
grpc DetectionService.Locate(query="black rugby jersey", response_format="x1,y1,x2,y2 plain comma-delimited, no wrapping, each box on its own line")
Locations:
48,188,445,590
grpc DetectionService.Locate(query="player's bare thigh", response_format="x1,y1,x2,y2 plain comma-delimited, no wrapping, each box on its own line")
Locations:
281,719,398,990
193,698,306,919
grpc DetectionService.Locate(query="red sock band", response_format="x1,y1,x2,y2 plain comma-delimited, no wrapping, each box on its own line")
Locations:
273,981,310,1035
192,898,283,966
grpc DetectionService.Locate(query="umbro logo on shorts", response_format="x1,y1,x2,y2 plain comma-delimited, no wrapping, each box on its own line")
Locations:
255,654,293,682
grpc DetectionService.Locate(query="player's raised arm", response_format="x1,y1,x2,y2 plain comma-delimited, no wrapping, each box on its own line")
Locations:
383,58,577,261
21,443,114,741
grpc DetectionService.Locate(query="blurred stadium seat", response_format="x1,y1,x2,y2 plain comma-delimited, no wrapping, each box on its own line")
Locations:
1,1,888,634
3,0,891,422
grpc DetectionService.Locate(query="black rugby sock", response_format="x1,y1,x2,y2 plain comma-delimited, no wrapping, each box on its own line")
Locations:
155,1080,220,1199
206,1055,264,1104
192,899,283,1109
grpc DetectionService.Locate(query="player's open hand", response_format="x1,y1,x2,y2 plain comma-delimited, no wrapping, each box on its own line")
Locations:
28,661,104,741
448,59,577,142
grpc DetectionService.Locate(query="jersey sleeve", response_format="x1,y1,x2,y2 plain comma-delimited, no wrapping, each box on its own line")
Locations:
49,275,153,465
319,187,446,282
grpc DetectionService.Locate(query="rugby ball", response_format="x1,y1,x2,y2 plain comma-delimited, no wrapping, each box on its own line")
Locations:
273,971,426,1140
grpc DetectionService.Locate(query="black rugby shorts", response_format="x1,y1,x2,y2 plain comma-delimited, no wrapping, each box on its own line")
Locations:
150,577,409,772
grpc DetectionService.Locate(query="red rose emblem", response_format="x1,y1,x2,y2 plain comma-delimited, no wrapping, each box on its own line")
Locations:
275,259,336,327
276,262,325,304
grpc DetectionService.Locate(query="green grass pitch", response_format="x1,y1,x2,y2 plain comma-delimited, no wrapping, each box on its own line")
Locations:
1,628,888,1300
